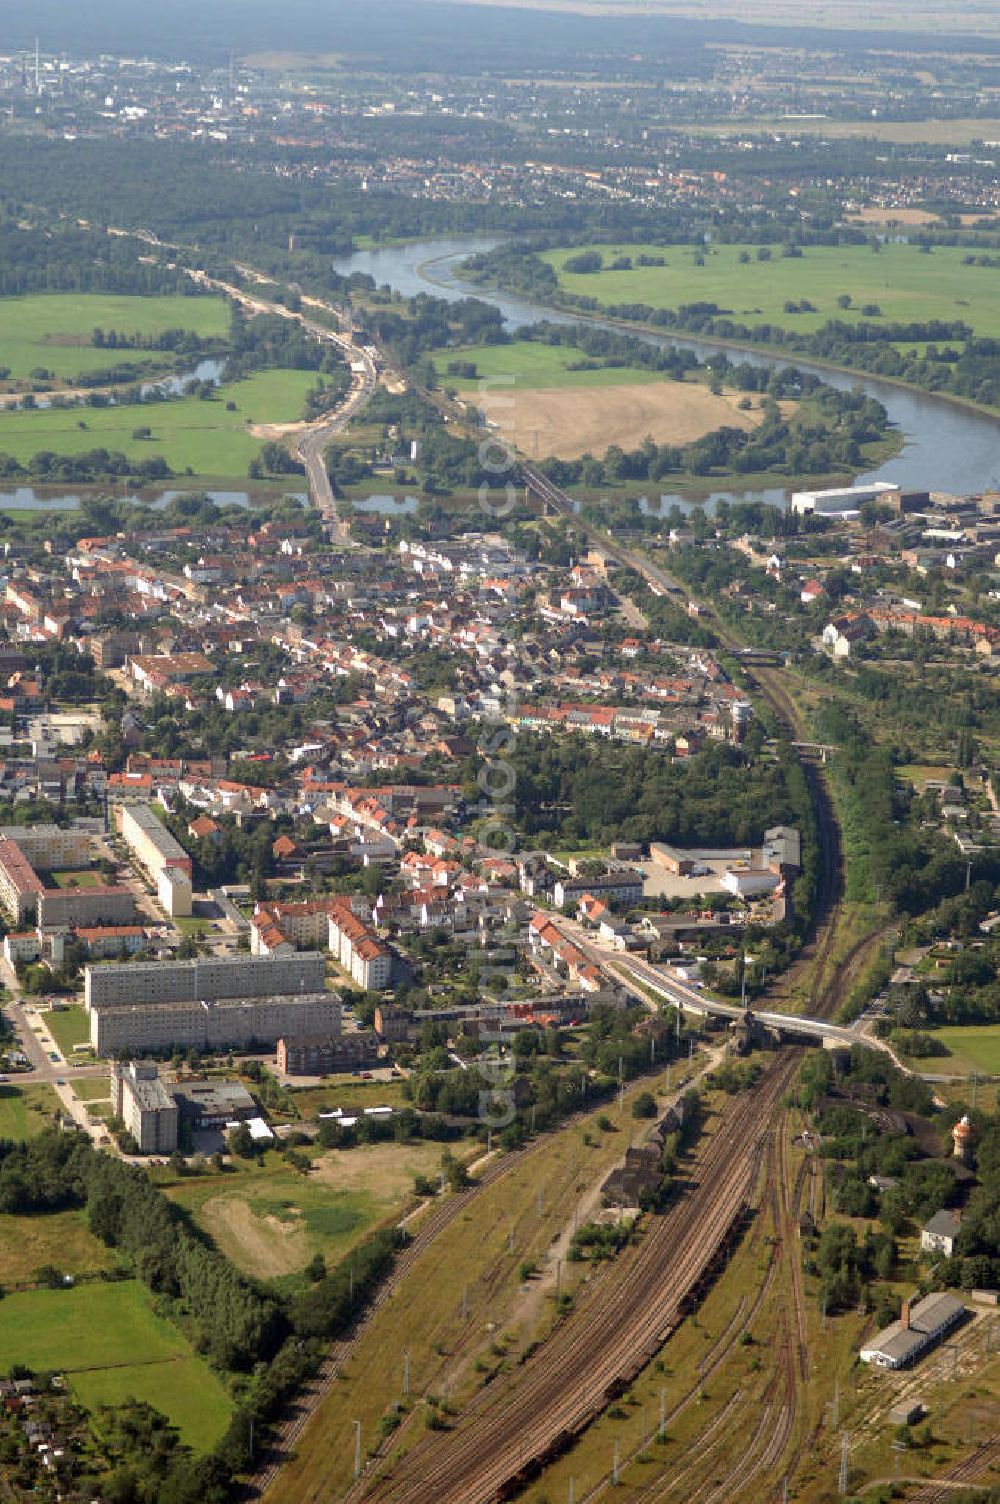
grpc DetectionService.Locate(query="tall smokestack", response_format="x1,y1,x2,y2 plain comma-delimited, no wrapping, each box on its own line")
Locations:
901,1298,911,1330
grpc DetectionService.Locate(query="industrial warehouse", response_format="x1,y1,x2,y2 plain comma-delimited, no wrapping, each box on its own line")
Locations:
858,1293,968,1370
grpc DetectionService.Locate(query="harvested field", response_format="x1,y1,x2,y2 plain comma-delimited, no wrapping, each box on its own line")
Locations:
475,381,779,461
847,207,997,226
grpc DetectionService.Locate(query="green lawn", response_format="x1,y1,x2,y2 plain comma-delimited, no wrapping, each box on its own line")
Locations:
45,1004,91,1055
71,1076,113,1103
931,1025,1000,1075
0,368,316,479
435,339,667,390
0,293,230,384
48,869,101,889
542,240,1000,342
73,1358,232,1453
0,1082,61,1140
0,1280,232,1450
0,1279,183,1368
290,1077,408,1116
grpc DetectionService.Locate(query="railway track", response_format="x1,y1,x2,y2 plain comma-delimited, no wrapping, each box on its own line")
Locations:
904,1437,1000,1502
347,1056,798,1504
575,1133,783,1504
329,470,848,1504
263,467,851,1504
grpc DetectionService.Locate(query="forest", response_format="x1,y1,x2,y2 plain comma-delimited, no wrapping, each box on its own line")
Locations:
495,731,814,867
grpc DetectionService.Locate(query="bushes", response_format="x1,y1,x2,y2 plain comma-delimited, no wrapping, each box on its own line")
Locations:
568,1220,633,1262
288,1227,397,1342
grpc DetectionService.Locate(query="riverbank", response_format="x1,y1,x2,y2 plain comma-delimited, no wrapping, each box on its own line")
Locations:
450,258,1000,438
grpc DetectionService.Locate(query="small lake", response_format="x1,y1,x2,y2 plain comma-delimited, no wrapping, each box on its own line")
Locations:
352,494,419,515
333,236,1000,502
12,358,227,412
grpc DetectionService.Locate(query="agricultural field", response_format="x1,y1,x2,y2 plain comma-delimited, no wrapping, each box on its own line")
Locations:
0,1207,113,1285
0,368,316,480
436,339,667,390
441,339,782,461
0,292,230,387
0,1280,232,1451
541,241,1000,343
45,1004,92,1055
165,1140,445,1279
699,118,1000,146
0,1081,61,1140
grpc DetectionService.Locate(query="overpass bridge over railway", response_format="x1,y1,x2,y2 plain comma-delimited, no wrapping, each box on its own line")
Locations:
545,916,880,1055
607,949,876,1052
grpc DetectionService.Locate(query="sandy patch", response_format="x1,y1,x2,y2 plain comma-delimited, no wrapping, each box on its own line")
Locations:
247,420,307,439
474,381,785,462
199,1196,308,1279
310,1141,443,1201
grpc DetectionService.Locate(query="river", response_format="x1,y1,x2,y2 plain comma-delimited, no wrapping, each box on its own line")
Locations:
333,236,1000,501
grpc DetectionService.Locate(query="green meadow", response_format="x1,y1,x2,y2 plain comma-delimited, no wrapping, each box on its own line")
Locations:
0,292,230,384
0,368,316,479
434,338,667,389
932,1025,1000,1075
0,1280,232,1450
45,1004,92,1055
0,1081,61,1140
542,240,1000,342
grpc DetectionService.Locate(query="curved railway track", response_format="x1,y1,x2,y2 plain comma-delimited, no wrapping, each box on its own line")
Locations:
261,467,854,1504
346,1056,798,1504
904,1438,1000,1503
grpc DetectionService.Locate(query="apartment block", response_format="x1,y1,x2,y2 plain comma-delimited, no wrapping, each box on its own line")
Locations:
0,838,44,924
0,824,92,870
38,885,135,930
92,990,341,1055
111,1060,179,1154
276,1030,379,1076
84,951,326,1010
